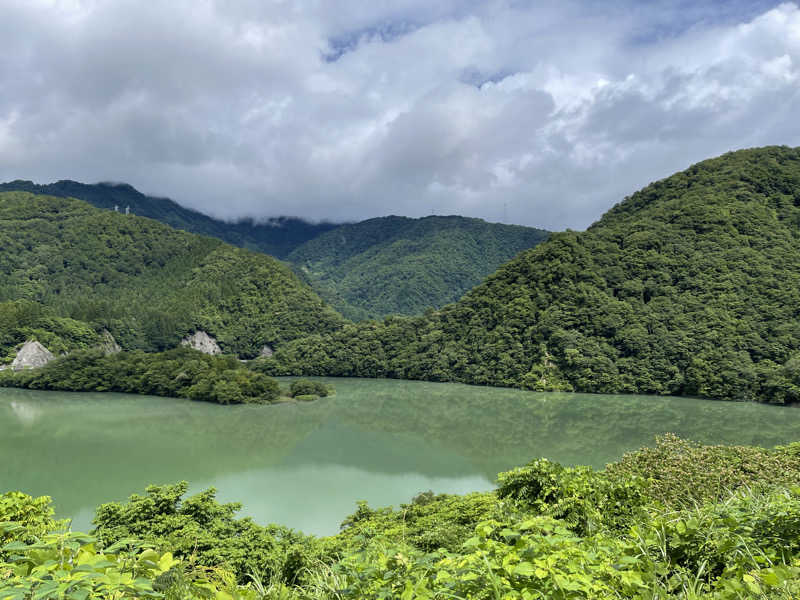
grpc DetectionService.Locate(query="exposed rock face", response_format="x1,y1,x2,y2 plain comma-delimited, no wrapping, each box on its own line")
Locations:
181,330,222,355
259,344,274,358
98,330,121,355
12,340,55,371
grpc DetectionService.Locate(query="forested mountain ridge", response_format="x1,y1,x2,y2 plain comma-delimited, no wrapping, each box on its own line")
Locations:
0,180,550,320
263,146,800,403
288,215,549,320
0,180,339,259
0,191,345,363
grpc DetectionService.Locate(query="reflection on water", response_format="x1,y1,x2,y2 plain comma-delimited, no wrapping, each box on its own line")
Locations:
9,400,43,425
1,380,799,536
191,466,491,536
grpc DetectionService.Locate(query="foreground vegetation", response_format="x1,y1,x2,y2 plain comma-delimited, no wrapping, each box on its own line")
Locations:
263,147,800,403
2,435,799,599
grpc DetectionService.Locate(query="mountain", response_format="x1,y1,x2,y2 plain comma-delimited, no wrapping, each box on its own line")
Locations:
0,191,345,363
0,180,339,259
288,215,549,320
265,146,800,403
0,180,551,320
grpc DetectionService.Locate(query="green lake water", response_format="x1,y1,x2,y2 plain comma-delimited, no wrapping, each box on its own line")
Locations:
1,378,799,536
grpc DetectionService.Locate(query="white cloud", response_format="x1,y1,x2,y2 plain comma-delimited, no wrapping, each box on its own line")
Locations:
0,0,798,229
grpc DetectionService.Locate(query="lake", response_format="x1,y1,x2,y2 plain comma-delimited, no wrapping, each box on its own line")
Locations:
2,378,799,535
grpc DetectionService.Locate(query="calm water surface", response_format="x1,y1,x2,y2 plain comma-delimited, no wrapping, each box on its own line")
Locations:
2,378,799,535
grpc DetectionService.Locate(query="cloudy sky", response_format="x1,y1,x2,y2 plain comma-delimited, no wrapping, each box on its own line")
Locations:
1,0,799,230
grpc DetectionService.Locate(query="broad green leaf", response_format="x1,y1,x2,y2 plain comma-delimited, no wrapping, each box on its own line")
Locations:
513,562,536,577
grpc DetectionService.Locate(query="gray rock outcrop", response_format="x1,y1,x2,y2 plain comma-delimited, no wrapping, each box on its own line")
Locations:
97,330,122,355
259,344,274,358
12,340,55,371
181,330,222,355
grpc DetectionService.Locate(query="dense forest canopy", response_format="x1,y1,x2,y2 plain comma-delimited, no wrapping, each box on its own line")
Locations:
263,146,800,403
288,215,549,320
0,180,549,321
0,347,282,405
0,191,344,361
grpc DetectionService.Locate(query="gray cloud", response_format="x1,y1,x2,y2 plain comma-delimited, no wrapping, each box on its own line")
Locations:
0,0,799,230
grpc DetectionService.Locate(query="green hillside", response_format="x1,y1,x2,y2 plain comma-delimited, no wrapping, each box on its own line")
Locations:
288,215,549,319
0,180,339,259
0,181,551,320
0,191,344,362
264,146,800,403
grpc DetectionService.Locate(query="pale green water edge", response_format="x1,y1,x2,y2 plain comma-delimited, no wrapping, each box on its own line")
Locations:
2,378,799,535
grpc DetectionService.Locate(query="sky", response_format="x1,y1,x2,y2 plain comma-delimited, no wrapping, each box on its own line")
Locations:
1,0,799,230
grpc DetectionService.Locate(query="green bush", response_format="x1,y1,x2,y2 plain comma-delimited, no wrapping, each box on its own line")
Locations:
639,487,800,582
92,482,321,586
497,458,649,534
332,492,499,554
605,433,800,508
289,378,329,398
0,528,253,600
0,492,59,556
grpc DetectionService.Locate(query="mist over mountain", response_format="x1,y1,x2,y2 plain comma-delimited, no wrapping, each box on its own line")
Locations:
0,180,340,260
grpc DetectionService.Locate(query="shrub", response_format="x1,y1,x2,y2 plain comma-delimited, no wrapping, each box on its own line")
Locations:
0,492,58,555
92,482,321,586
496,458,649,534
0,530,248,600
333,492,499,554
605,433,800,508
289,378,329,398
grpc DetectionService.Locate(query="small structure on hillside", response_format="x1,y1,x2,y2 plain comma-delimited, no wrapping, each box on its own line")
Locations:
181,330,222,355
259,344,274,358
12,340,55,371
